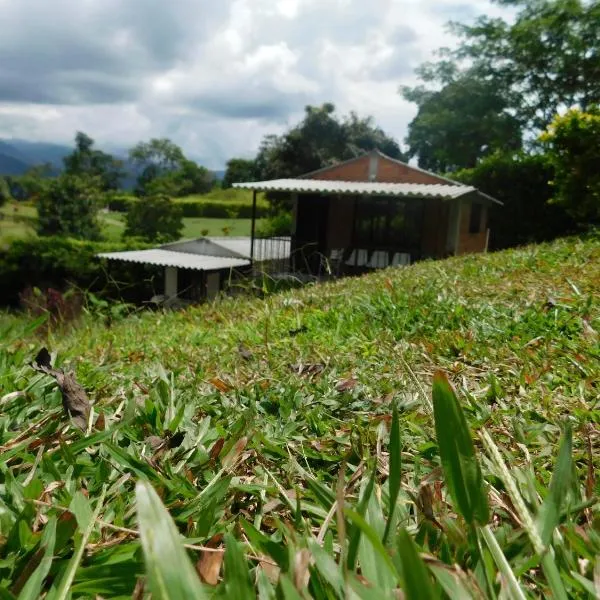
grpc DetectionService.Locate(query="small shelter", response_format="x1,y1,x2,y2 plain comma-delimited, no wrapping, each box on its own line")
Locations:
98,236,290,303
234,150,501,275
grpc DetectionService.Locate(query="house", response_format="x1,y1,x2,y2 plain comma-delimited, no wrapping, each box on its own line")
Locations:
234,150,501,275
98,236,290,303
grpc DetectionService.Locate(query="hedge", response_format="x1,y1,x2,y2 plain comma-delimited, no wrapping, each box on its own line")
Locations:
107,196,269,219
0,237,162,306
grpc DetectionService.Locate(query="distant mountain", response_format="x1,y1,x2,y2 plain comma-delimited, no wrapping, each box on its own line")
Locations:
0,146,30,175
0,139,71,176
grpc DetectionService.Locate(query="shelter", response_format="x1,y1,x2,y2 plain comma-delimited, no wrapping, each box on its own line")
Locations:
234,150,501,275
98,236,290,303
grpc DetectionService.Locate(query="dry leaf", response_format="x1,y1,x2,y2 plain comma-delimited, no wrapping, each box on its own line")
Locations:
209,377,232,393
335,377,358,392
209,438,225,462
95,412,106,431
196,534,224,585
223,436,248,468
31,347,91,430
293,549,311,591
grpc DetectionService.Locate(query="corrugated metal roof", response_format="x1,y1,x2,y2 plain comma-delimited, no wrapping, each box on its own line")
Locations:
97,249,250,271
233,179,475,199
206,236,291,261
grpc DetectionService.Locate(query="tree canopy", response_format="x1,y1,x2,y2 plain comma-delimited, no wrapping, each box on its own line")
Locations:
402,0,600,169
254,103,405,180
222,158,257,189
124,195,184,243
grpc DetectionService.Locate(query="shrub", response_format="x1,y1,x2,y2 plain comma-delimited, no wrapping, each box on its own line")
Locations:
37,175,102,240
453,152,576,250
178,201,269,219
107,195,138,212
0,237,159,306
541,106,600,226
256,211,293,237
124,195,184,243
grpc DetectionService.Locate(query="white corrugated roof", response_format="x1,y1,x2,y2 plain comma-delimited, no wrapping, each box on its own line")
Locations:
206,236,291,261
233,179,475,199
97,249,250,271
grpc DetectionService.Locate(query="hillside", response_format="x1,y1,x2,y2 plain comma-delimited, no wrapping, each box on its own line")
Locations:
0,235,598,598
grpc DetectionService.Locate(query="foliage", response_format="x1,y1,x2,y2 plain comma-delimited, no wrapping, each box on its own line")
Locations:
453,152,575,249
129,138,214,198
7,163,54,201
124,194,184,243
255,103,405,181
540,106,600,225
178,200,269,220
222,158,257,189
0,176,11,206
402,0,600,172
0,236,157,306
403,76,522,171
37,175,102,240
256,211,293,237
63,132,124,192
0,233,598,597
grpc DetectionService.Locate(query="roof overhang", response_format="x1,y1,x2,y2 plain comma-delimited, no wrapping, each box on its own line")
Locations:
97,249,250,271
233,178,501,204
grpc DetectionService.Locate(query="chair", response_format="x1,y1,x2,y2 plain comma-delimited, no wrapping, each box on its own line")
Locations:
367,251,390,269
392,252,411,266
346,249,369,267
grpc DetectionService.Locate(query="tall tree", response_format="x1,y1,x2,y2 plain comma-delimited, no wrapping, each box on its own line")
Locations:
63,132,124,191
403,77,522,171
37,175,101,240
222,158,257,188
406,0,600,134
129,138,213,197
124,195,184,242
254,103,405,180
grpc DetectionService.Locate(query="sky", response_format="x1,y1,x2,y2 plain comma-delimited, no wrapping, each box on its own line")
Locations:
0,0,509,168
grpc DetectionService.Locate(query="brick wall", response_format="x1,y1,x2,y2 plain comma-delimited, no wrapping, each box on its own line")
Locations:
309,156,371,181
421,200,450,258
376,156,454,185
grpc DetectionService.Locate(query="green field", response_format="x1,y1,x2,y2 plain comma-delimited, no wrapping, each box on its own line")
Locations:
0,234,598,597
0,202,262,244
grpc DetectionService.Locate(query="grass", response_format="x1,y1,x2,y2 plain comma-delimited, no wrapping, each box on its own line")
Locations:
1,202,261,244
0,234,599,598
176,187,268,207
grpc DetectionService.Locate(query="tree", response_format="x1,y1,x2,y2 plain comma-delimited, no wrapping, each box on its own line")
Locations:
63,132,124,192
222,158,257,188
254,103,405,180
8,163,53,201
540,106,600,225
0,177,11,207
37,175,102,240
403,77,522,171
129,138,213,197
123,195,184,242
453,152,575,249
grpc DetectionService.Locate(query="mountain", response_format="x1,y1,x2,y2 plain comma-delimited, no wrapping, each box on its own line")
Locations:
0,139,71,176
0,148,30,175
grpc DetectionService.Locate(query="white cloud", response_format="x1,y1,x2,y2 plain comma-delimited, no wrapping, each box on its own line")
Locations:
0,0,512,168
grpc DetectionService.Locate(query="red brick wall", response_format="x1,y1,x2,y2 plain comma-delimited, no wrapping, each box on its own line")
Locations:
305,154,455,185
457,201,488,255
421,200,450,258
376,157,453,185
309,156,371,181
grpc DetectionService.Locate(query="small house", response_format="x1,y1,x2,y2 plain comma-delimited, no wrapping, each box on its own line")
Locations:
234,150,501,275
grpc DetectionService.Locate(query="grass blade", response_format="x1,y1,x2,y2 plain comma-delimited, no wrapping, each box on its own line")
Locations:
538,422,573,546
432,372,489,525
397,528,437,600
347,467,376,569
480,525,526,600
48,487,106,600
383,402,402,545
135,480,207,600
223,533,254,599
17,517,57,600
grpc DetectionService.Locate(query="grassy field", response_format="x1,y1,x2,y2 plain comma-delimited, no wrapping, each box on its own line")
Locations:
0,202,260,244
0,235,598,598
176,187,268,207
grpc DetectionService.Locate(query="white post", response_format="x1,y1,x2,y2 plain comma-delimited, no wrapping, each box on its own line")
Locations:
164,266,178,300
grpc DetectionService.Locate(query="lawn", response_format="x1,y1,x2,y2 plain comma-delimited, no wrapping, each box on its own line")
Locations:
1,202,262,243
0,234,598,598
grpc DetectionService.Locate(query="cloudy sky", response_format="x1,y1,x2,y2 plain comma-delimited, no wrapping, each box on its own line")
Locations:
0,0,509,168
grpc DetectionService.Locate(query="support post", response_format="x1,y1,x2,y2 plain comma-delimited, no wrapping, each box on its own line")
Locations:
250,190,257,263
164,266,178,300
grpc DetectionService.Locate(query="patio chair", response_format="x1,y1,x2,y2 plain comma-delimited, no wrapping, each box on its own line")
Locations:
367,251,390,269
392,252,411,266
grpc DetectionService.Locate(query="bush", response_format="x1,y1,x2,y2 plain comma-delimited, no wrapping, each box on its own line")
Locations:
107,195,138,212
178,201,269,219
124,195,184,243
37,175,102,240
453,152,576,250
541,106,600,226
0,237,160,306
256,212,293,237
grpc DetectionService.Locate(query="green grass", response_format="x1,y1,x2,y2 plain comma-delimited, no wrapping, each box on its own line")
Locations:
1,202,262,244
0,234,599,598
176,187,268,207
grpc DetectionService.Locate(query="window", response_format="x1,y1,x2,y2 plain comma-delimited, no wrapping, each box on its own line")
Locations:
469,202,483,234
